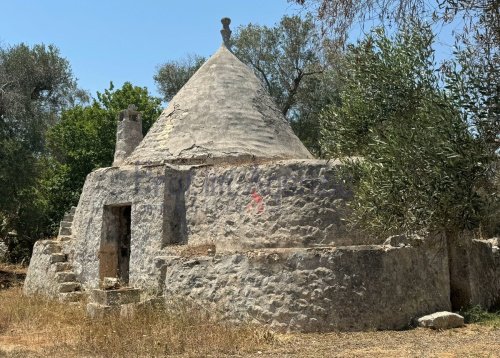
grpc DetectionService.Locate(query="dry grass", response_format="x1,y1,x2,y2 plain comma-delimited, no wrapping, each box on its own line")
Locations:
0,264,499,357
0,287,274,357
0,264,26,290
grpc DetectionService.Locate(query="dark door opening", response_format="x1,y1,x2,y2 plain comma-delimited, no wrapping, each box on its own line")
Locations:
99,205,131,285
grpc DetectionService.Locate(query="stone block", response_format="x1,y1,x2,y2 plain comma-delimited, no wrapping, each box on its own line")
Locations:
86,303,115,319
59,292,84,303
418,312,464,330
58,282,80,293
0,241,7,263
58,235,72,242
50,253,66,264
54,262,72,272
91,288,141,306
102,277,120,290
55,272,76,283
42,242,61,255
60,221,72,228
58,227,72,236
120,303,137,318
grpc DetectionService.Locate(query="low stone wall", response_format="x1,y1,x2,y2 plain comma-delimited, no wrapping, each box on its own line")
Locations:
469,238,500,309
24,240,61,297
160,236,450,332
185,159,371,251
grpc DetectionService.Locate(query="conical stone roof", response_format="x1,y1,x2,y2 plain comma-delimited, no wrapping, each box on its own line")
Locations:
126,20,313,165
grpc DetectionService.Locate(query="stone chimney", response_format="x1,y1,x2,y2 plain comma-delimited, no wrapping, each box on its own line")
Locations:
113,104,143,166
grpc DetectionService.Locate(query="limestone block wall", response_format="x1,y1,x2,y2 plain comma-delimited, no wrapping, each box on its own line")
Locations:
24,240,63,297
161,236,451,332
469,238,500,309
70,165,170,290
184,159,370,251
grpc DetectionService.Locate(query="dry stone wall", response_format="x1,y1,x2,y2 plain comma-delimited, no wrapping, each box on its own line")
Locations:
160,235,451,332
469,238,500,309
70,165,170,290
184,159,370,251
24,240,63,297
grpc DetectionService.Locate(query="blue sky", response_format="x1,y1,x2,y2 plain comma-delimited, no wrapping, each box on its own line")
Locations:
0,0,300,98
1,1,457,100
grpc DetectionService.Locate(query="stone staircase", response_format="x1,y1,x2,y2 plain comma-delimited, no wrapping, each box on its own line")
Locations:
47,206,83,303
57,206,76,241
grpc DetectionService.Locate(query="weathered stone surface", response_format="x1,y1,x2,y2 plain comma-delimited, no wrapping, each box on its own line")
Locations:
446,234,500,310
113,107,143,166
418,312,464,330
184,160,370,251
86,303,114,318
58,282,80,293
66,160,369,291
50,253,66,263
383,234,424,247
468,238,500,309
54,262,72,272
91,288,141,306
102,277,120,290
24,240,62,297
120,298,165,318
59,292,84,303
162,236,451,332
58,226,72,236
69,165,170,290
0,241,7,262
126,46,312,166
55,271,76,283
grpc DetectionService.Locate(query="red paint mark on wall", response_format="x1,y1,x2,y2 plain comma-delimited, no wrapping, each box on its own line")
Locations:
246,188,265,215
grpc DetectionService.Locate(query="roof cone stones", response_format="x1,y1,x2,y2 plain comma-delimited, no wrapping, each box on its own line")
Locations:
125,18,313,166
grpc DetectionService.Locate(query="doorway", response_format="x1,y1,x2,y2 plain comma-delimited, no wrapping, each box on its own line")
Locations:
99,205,131,285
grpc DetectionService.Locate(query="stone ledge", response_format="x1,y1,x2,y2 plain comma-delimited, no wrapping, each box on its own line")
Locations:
91,288,141,306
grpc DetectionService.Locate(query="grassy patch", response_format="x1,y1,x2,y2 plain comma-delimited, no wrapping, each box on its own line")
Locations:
0,287,275,357
460,305,500,328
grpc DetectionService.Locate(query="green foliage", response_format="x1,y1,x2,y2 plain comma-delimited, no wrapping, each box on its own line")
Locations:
460,306,500,327
154,55,206,102
0,43,82,260
320,23,493,236
233,14,324,116
443,32,500,236
44,82,162,233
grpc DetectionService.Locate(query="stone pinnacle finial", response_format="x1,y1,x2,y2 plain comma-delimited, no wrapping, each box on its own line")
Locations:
220,17,232,49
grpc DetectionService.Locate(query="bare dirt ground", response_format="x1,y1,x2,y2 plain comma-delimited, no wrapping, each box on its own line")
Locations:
1,264,498,357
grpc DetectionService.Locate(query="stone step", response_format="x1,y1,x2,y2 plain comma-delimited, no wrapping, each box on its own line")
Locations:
55,271,76,283
59,227,72,236
90,288,141,306
86,302,114,319
59,292,84,303
59,282,81,293
58,235,72,242
60,221,72,229
70,206,77,215
54,262,72,272
63,213,74,222
42,242,62,254
50,253,67,264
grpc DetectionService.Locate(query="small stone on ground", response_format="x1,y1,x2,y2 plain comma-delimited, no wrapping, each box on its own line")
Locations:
418,311,464,330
